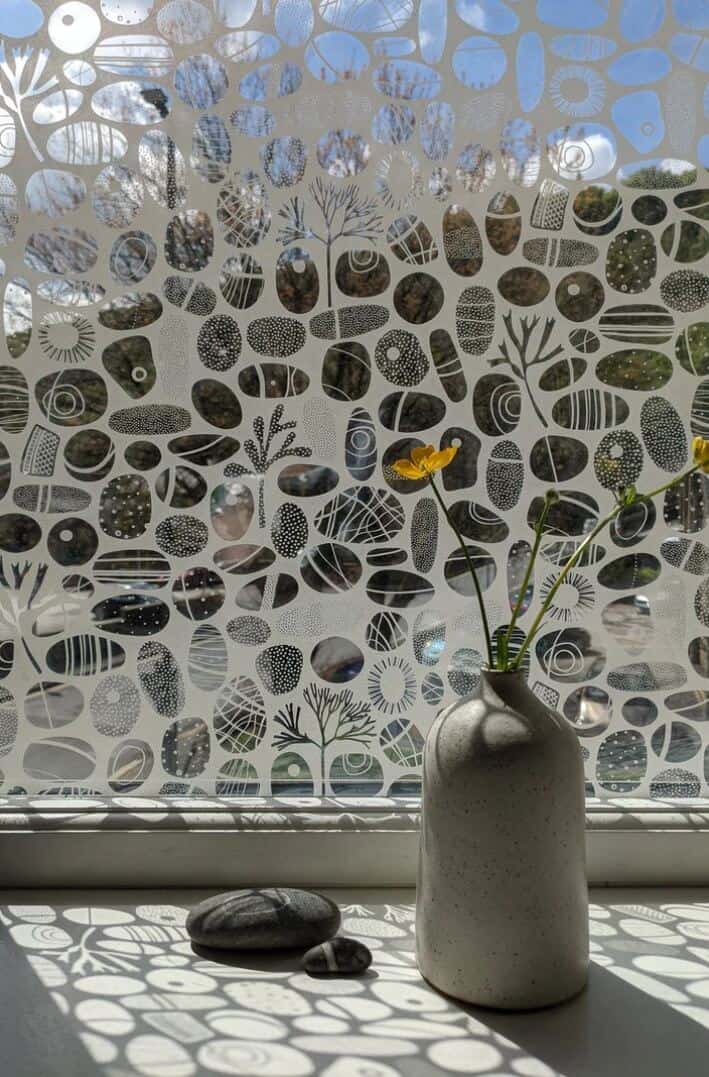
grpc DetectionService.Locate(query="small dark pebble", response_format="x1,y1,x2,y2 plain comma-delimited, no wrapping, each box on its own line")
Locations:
302,936,372,975
186,887,341,951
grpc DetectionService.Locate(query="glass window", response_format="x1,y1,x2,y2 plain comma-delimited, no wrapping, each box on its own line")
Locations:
0,0,705,800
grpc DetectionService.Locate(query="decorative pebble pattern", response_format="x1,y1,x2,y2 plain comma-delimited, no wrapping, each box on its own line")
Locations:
0,2,703,797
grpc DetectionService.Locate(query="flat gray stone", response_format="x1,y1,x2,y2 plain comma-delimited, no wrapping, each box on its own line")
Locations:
186,887,341,950
302,936,372,975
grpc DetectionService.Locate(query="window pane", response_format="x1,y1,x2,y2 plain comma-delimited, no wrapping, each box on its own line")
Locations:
0,0,704,799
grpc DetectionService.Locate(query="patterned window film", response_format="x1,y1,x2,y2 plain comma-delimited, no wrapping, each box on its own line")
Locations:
0,0,705,799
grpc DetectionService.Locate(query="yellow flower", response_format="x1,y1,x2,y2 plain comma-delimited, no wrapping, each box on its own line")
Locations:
391,444,458,480
693,436,709,473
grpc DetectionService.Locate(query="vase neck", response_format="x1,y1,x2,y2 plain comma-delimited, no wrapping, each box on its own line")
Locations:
479,667,532,709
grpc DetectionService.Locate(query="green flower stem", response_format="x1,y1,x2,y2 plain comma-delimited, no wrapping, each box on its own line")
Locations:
644,464,700,502
509,464,702,673
509,511,614,672
427,473,494,669
500,497,552,671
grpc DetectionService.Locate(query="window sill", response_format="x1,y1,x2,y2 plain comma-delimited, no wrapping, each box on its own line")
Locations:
0,796,708,887
3,885,709,1077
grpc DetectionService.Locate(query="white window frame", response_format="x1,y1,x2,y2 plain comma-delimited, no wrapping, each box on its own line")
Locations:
0,796,708,887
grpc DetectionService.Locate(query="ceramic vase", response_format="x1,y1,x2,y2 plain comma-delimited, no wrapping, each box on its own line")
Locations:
416,668,588,1010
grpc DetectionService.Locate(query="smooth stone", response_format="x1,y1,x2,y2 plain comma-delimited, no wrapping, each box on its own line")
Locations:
302,937,372,975
186,887,341,951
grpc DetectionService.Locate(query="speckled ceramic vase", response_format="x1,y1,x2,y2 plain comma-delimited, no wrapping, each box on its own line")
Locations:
416,668,588,1010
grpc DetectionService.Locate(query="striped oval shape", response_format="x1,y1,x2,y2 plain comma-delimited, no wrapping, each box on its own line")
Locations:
552,389,629,430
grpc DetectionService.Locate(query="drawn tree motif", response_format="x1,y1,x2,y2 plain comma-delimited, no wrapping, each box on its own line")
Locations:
0,46,58,161
273,683,375,795
277,177,383,306
224,403,312,528
489,311,565,428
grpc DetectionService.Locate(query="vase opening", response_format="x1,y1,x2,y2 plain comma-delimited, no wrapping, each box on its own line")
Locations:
480,666,526,679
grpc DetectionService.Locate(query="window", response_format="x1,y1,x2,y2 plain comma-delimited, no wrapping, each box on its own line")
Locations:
0,0,705,815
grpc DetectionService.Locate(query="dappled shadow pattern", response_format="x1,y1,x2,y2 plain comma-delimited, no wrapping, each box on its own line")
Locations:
1,888,709,1075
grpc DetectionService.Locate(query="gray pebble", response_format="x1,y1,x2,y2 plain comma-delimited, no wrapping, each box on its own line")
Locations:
186,887,340,950
302,936,372,974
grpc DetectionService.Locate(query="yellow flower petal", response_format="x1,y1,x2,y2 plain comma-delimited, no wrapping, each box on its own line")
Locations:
426,445,459,473
392,459,425,480
411,444,435,467
693,436,709,472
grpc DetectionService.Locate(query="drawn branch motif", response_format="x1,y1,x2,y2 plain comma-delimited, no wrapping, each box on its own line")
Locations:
311,177,383,240
490,311,564,428
225,404,312,527
273,684,375,795
383,904,415,924
277,178,383,305
0,46,58,161
276,194,311,246
45,928,141,976
340,903,374,917
0,559,55,675
0,559,32,593
271,701,312,749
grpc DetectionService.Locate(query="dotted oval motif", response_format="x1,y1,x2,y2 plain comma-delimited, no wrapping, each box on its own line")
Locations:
456,285,495,355
247,317,306,358
411,498,437,573
374,329,429,386
640,396,687,472
596,350,672,392
256,644,303,694
594,429,643,490
137,640,185,718
486,440,524,510
605,228,656,294
271,502,308,558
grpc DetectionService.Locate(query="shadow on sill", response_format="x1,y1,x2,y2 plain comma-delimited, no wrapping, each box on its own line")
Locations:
0,928,96,1077
464,961,707,1077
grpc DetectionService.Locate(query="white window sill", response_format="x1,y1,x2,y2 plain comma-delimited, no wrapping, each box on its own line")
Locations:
1,796,709,886
1,886,708,1077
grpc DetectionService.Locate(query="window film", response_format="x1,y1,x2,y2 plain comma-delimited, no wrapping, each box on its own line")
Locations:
0,0,706,798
